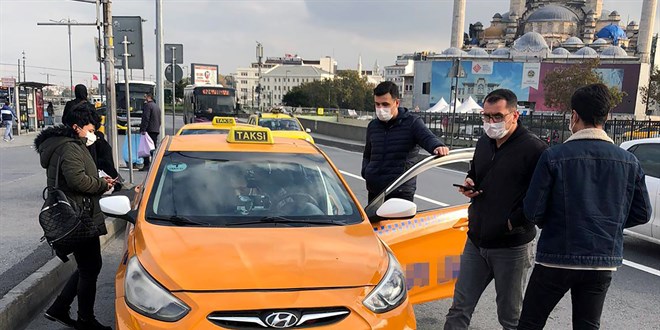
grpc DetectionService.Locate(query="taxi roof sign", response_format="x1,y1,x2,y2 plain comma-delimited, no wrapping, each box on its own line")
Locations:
227,126,274,144
212,117,236,126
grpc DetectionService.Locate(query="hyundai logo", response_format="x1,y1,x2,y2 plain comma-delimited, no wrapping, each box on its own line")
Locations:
264,312,299,328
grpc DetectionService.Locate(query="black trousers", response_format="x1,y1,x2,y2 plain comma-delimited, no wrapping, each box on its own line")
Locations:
518,264,613,330
367,189,415,204
50,236,102,320
142,132,159,168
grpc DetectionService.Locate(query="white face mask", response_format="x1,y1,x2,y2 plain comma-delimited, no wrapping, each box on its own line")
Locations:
484,121,509,140
376,107,393,122
568,114,576,135
85,131,97,146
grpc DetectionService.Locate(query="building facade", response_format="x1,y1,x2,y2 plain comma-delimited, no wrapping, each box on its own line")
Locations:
260,65,334,107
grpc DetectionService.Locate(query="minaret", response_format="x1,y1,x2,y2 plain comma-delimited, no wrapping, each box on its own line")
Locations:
450,0,467,48
585,0,603,20
637,0,658,63
373,60,380,76
358,54,363,77
509,0,525,18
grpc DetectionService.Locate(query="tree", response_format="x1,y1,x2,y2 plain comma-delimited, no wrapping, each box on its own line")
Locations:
640,67,660,109
282,70,375,111
543,59,625,113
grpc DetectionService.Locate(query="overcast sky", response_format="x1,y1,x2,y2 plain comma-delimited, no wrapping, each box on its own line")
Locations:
0,0,656,87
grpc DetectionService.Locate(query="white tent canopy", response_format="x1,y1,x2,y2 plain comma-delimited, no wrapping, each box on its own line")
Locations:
444,98,462,113
426,97,449,112
455,96,482,113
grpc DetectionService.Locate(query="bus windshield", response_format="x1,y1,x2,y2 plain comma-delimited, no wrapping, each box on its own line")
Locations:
116,83,155,111
196,94,235,113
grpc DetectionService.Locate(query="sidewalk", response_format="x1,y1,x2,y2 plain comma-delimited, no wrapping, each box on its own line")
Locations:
0,130,38,149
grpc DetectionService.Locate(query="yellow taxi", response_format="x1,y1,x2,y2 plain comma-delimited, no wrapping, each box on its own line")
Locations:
99,126,472,329
176,116,254,135
622,126,660,140
248,110,315,144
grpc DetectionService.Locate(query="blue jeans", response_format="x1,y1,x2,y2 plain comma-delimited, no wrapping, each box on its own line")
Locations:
444,239,533,330
3,121,12,140
518,264,612,330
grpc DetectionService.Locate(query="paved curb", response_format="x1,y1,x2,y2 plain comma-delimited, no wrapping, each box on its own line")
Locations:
0,218,126,330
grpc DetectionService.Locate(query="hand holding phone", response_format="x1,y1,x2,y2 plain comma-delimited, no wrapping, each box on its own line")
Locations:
453,184,476,192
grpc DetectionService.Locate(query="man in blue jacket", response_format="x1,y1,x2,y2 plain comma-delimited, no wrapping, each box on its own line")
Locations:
362,81,448,202
518,84,652,330
1,100,18,142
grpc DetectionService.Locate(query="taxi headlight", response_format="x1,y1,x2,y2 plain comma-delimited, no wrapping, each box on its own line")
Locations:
363,252,407,313
124,257,190,322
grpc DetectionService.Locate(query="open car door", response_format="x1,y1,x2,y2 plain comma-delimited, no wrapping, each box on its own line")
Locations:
365,149,474,305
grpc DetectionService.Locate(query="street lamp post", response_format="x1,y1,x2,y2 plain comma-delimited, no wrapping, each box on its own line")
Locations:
283,70,290,106
256,42,263,110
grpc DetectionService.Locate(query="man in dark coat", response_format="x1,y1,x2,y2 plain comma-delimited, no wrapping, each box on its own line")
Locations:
139,92,161,170
63,84,89,119
362,81,449,203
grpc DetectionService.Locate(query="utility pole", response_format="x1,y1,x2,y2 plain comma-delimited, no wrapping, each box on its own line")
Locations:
103,0,119,168
22,51,26,82
156,0,165,139
256,42,263,111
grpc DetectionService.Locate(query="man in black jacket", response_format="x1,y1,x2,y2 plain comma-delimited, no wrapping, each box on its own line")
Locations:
63,84,88,119
139,92,161,170
362,81,449,203
444,89,547,330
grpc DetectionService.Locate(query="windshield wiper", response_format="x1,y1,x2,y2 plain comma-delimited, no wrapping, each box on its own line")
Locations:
147,215,211,227
224,216,343,227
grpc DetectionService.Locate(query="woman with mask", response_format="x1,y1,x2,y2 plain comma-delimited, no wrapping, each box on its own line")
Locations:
34,103,114,330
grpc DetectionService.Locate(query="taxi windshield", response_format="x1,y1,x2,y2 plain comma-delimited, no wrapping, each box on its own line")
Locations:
146,152,361,226
179,129,230,135
258,119,301,131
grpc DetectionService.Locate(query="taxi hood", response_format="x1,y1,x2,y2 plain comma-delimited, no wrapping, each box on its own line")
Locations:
271,131,312,141
133,222,389,291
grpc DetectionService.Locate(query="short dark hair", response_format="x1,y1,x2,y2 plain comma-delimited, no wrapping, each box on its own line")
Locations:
571,83,611,126
63,102,96,129
4,100,9,105
484,89,518,111
145,92,154,99
374,81,400,99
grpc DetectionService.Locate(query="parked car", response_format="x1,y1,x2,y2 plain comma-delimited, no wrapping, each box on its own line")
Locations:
622,127,660,140
620,137,660,244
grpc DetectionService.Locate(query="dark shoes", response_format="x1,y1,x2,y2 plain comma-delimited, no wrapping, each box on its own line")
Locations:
44,306,76,327
75,317,112,330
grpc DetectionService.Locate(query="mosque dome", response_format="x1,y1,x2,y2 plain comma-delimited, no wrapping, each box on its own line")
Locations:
600,10,611,20
493,13,502,19
551,47,571,55
513,32,550,52
596,25,627,43
527,5,579,22
467,48,489,56
442,47,468,56
484,26,505,38
574,47,598,56
600,46,628,57
491,48,510,56
628,21,638,27
562,37,585,47
592,38,611,46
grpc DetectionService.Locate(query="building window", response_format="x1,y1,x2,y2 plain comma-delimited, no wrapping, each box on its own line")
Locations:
422,82,430,95
241,72,248,76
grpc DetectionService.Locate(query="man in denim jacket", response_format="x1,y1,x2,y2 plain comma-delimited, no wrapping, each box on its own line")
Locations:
519,84,652,330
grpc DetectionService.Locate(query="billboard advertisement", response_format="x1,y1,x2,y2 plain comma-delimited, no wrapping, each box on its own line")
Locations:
430,60,530,107
528,63,640,114
191,63,219,85
429,60,641,114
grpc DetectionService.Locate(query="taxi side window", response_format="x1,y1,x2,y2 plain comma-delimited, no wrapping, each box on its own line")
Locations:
629,143,660,178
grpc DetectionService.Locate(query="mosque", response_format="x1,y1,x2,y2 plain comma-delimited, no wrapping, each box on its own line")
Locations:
412,0,658,117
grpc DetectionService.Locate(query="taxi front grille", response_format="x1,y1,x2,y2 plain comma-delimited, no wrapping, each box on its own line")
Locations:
207,307,350,329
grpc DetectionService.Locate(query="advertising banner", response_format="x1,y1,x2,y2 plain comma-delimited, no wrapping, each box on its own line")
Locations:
471,61,494,75
521,63,541,89
191,63,219,85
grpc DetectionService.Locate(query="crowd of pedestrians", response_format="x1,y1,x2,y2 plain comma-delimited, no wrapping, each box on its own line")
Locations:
364,82,652,330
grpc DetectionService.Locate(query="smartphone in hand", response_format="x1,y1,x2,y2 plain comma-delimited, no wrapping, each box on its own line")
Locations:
453,183,476,192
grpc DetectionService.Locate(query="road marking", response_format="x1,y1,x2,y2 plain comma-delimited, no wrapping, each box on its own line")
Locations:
339,170,450,207
623,259,660,277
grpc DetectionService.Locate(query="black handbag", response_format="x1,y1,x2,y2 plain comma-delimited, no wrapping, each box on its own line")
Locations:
39,155,99,260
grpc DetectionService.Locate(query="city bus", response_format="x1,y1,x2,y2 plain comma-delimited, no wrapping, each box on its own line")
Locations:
183,84,239,123
115,80,156,132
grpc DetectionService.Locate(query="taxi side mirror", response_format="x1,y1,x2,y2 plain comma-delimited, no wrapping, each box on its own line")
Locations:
375,198,417,219
100,195,136,224
305,128,312,133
